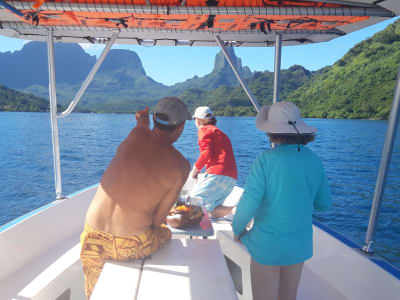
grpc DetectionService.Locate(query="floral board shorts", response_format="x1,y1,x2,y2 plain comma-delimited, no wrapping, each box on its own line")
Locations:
80,223,171,299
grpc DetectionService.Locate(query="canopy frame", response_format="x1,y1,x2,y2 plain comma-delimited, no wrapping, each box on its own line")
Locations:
47,29,119,198
273,33,283,104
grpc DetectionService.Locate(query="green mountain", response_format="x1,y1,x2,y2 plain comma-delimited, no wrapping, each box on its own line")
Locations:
2,42,169,113
0,42,95,89
0,42,251,113
286,20,400,120
179,65,313,116
0,84,51,112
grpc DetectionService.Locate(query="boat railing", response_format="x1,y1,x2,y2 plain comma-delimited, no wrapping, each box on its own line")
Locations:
363,64,400,253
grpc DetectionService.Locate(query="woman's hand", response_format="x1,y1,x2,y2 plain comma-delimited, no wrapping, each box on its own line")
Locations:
234,228,248,244
234,235,242,244
191,166,199,179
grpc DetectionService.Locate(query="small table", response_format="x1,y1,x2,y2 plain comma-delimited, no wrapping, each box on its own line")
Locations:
167,207,214,238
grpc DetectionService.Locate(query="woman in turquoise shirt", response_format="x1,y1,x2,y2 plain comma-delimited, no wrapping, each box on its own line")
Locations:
232,101,332,300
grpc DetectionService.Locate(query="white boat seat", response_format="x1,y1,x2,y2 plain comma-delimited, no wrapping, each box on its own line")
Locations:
90,260,143,300
11,242,85,300
91,239,238,300
216,227,350,300
216,230,252,300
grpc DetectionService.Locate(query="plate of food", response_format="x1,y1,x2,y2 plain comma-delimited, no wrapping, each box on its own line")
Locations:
166,204,204,229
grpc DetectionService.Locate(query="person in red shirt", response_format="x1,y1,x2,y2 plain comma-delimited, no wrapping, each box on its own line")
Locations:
190,106,238,218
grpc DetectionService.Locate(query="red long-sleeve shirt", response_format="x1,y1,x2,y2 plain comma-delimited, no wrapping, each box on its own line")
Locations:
194,125,237,180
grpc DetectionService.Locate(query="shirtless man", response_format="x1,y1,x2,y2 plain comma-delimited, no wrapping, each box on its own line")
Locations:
80,97,192,299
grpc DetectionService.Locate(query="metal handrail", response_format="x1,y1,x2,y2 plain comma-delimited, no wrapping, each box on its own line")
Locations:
215,35,260,112
362,64,400,254
57,31,119,119
47,29,64,199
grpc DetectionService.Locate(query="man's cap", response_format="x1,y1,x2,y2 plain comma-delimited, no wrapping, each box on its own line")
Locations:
193,106,214,120
154,97,192,126
256,101,317,134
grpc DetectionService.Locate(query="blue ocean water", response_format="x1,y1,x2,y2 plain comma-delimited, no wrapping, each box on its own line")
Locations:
0,112,399,269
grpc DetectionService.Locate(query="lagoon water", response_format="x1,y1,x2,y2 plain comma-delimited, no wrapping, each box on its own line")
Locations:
1,111,399,269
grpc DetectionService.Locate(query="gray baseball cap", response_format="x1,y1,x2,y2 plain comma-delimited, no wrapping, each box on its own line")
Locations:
154,97,192,126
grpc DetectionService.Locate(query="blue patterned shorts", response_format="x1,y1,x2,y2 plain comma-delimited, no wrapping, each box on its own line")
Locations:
190,173,236,212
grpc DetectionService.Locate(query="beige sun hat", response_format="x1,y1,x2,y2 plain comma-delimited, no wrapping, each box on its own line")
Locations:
256,101,317,134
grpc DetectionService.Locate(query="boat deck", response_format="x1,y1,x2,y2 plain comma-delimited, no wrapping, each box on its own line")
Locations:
0,185,399,300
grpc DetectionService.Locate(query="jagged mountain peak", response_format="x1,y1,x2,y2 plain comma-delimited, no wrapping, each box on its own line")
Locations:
98,49,146,75
213,47,241,73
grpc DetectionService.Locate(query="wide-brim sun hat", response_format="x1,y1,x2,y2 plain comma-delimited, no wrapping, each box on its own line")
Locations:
256,101,317,134
193,106,214,120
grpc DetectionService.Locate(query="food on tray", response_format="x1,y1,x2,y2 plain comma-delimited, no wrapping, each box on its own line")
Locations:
166,204,204,229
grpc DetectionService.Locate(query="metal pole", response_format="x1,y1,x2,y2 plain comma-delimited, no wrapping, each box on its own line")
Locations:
362,65,400,254
46,29,64,199
58,31,119,118
273,34,282,104
214,35,260,112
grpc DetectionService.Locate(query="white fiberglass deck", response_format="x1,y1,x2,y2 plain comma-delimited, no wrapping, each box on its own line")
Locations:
0,185,399,300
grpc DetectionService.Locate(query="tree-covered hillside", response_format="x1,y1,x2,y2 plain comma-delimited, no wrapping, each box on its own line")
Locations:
0,85,50,112
179,65,312,116
286,20,400,120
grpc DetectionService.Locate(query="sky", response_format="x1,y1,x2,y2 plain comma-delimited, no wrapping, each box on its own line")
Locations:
0,17,398,86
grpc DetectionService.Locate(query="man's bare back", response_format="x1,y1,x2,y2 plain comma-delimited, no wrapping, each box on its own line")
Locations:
85,106,190,236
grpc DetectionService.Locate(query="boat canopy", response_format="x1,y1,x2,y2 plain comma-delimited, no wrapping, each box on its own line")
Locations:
0,0,399,46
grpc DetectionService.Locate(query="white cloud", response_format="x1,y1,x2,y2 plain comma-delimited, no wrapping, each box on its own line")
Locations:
78,43,104,57
78,43,93,50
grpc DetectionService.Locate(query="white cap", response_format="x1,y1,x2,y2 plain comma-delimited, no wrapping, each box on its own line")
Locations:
256,101,317,134
193,106,214,120
154,97,192,126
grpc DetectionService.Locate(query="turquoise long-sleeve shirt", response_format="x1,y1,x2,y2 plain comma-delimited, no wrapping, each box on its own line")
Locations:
232,144,332,265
